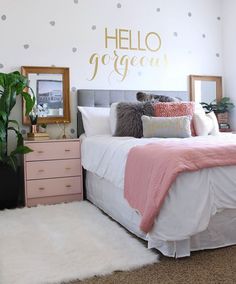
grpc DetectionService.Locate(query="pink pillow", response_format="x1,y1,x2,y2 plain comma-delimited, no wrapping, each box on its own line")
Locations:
154,102,195,135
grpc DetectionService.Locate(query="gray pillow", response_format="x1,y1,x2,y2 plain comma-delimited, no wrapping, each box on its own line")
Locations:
142,115,192,138
114,102,154,138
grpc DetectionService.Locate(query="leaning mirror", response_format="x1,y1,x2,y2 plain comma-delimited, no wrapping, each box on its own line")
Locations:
21,66,70,124
189,75,222,104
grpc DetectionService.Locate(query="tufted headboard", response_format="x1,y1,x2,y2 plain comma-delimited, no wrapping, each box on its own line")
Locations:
77,89,188,137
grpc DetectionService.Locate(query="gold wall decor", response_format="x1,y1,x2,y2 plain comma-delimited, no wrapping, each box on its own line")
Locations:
88,27,167,82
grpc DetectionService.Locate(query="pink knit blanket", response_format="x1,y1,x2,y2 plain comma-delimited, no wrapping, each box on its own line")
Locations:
124,140,236,233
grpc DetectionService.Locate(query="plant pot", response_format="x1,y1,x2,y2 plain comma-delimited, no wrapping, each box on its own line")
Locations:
0,164,19,210
216,112,229,124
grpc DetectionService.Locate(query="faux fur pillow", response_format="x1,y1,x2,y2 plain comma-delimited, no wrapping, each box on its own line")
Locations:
136,92,179,102
114,102,154,138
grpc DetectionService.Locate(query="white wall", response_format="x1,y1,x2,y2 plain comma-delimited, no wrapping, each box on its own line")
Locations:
0,0,223,141
222,0,236,130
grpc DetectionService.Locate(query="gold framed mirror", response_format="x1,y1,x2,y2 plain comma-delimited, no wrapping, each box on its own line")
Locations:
189,75,222,104
21,66,70,124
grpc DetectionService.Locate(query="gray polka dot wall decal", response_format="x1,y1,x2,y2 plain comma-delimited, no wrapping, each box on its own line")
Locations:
70,128,75,134
202,34,206,38
1,14,7,21
91,25,96,30
173,32,178,37
188,12,192,17
74,0,78,3
217,16,221,20
156,8,160,12
117,3,122,8
72,47,77,53
23,44,30,49
71,87,76,92
0,63,4,69
216,53,220,57
50,21,55,26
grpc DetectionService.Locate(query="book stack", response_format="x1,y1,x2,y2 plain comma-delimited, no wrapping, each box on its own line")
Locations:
27,132,50,140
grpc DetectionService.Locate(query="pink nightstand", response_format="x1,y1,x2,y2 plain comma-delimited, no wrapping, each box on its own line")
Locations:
24,139,83,207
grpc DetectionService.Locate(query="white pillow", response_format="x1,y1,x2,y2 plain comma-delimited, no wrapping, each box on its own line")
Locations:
109,102,119,135
78,106,111,136
194,103,206,115
142,115,192,138
193,111,219,136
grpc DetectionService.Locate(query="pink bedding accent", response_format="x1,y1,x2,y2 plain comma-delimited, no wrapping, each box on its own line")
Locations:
124,140,236,233
154,102,196,135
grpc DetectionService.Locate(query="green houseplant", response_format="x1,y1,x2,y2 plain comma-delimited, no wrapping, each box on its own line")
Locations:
200,97,235,114
201,97,235,131
0,71,35,209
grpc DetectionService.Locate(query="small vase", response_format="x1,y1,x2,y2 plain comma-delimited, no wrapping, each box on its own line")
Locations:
30,124,37,133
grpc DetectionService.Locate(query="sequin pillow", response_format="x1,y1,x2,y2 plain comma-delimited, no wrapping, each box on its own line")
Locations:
154,102,195,135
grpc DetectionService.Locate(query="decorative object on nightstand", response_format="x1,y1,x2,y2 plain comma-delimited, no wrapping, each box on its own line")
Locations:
57,120,69,139
27,132,50,140
39,123,47,133
27,106,50,140
0,71,35,209
201,97,235,132
23,139,83,207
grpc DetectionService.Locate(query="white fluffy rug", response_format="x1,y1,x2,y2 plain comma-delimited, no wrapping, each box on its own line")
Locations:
0,201,158,284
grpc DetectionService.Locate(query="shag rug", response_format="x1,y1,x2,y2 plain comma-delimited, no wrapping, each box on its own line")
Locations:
0,201,158,284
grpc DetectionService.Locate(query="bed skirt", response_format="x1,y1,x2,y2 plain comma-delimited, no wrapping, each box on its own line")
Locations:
85,171,236,258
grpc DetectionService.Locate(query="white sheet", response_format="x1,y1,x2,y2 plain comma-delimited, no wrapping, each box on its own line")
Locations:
81,134,236,241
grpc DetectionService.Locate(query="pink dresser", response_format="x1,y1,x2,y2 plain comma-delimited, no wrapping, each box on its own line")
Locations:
24,139,83,207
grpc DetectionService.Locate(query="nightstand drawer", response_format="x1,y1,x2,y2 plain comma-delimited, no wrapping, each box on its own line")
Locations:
26,159,81,180
25,141,80,161
27,176,82,198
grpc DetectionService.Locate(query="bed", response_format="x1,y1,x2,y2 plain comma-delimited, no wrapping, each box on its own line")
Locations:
77,89,236,258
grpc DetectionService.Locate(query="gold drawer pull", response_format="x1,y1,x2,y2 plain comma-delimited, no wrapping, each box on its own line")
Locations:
37,150,44,154
65,149,71,152
39,187,45,191
66,184,72,188
38,169,45,173
65,167,71,170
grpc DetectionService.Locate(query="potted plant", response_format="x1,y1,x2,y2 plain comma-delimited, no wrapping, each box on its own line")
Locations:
39,123,47,133
201,97,235,113
201,97,235,130
0,71,35,209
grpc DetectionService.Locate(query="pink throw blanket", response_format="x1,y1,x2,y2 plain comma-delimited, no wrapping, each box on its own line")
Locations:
124,140,236,233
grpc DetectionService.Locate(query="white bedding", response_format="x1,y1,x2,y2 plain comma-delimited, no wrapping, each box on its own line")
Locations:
81,134,236,242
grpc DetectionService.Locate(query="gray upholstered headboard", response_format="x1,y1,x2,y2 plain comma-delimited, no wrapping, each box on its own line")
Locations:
77,89,188,137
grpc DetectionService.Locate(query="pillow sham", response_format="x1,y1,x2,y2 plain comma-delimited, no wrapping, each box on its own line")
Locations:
110,102,119,135
111,102,154,138
142,115,192,138
78,106,111,137
193,111,219,136
154,102,195,135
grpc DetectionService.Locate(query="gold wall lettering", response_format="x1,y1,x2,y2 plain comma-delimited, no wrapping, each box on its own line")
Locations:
105,28,161,52
88,27,167,82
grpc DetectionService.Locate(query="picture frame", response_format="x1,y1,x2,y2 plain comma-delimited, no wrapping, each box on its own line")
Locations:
21,66,70,124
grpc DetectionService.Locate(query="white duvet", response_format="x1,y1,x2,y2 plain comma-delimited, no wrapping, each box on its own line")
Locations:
81,134,236,241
